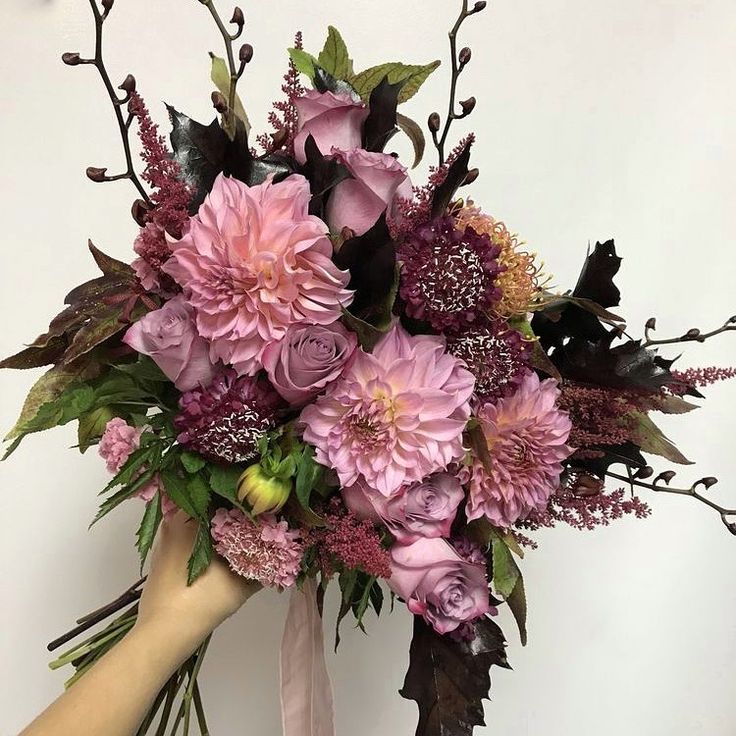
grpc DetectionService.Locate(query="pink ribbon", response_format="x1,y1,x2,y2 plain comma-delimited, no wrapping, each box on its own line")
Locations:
280,579,335,736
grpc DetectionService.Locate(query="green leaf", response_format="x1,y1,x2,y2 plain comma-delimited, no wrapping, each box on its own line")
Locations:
209,464,244,504
162,470,203,520
77,406,116,453
92,465,157,526
187,523,213,585
187,474,212,518
181,451,207,475
113,357,169,383
136,491,162,569
653,395,700,415
288,48,319,80
627,410,693,465
317,26,353,79
506,575,528,647
295,445,324,511
396,112,426,169
491,537,520,599
349,60,441,104
5,362,100,442
209,53,250,134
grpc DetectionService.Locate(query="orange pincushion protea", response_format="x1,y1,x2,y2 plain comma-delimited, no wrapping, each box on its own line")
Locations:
454,203,546,317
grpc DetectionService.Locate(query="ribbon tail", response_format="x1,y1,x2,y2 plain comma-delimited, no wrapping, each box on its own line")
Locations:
280,579,335,736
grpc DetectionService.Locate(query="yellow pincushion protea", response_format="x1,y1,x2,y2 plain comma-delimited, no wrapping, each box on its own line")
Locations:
454,202,548,317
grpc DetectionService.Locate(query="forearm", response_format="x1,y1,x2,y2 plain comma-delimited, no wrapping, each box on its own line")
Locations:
20,620,201,736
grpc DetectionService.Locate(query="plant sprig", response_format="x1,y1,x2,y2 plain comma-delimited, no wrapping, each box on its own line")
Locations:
643,314,736,348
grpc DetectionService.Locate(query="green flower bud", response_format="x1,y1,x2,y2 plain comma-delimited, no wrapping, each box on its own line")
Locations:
237,464,292,515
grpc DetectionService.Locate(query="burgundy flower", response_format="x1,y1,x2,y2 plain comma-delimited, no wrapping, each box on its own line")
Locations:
175,370,281,464
447,320,532,402
398,216,504,332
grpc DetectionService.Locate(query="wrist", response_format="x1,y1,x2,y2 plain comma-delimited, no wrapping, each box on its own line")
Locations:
130,616,209,669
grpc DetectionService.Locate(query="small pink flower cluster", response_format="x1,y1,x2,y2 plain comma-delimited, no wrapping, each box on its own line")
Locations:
211,509,304,588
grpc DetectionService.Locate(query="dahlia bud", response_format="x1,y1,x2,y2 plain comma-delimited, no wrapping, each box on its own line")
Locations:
237,464,292,515
428,112,441,133
86,167,108,183
62,52,82,66
239,43,254,64
459,47,472,66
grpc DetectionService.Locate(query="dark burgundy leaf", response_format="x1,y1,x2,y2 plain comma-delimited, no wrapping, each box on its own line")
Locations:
400,616,509,736
167,106,228,211
573,239,622,308
431,139,472,218
334,215,397,319
301,135,352,219
363,76,403,153
313,65,359,99
0,337,67,370
571,441,647,478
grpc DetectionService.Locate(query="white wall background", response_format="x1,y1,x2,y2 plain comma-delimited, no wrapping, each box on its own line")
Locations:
1,0,735,734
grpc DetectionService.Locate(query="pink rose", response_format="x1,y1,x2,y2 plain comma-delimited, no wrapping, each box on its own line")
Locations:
293,90,369,165
262,322,357,407
388,538,491,634
343,473,465,545
326,149,410,236
123,295,215,392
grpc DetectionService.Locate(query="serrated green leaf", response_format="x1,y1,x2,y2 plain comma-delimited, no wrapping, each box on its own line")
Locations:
136,491,162,569
507,575,528,647
187,474,211,518
181,451,207,475
113,358,169,383
491,537,520,599
317,26,353,79
210,53,250,134
92,466,157,526
77,406,116,453
162,470,202,520
187,523,213,584
209,464,244,503
100,445,156,495
295,445,323,511
627,410,693,465
349,60,441,104
288,48,319,80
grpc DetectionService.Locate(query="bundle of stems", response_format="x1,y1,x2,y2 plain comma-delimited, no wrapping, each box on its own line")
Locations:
47,580,212,736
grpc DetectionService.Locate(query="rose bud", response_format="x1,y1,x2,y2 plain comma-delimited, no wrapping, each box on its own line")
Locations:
237,464,292,515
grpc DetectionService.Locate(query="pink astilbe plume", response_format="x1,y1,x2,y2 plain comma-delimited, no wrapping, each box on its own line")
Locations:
309,498,392,579
256,32,306,155
670,366,736,395
211,509,304,588
128,92,192,293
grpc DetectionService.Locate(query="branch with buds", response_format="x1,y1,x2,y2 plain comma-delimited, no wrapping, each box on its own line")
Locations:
197,0,253,139
62,0,151,204
643,315,736,348
429,0,487,165
607,467,736,535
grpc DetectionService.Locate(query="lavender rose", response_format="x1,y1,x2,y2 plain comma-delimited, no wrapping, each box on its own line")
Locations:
123,295,215,392
293,90,369,165
326,149,410,236
388,538,491,634
262,322,357,407
343,473,465,545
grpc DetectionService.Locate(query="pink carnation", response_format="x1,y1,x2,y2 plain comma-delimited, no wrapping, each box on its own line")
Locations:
163,173,353,376
99,417,142,473
460,371,574,527
211,508,304,588
300,325,475,496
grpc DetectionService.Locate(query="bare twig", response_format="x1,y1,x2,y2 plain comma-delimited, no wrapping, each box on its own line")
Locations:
607,468,736,535
643,315,736,348
430,0,487,165
63,0,151,203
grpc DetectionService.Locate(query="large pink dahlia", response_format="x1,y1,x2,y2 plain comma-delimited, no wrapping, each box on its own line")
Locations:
163,173,353,375
300,325,475,496
461,371,573,527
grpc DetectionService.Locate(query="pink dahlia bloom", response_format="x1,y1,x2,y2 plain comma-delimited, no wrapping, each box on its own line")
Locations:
300,325,475,496
460,371,574,527
163,173,353,375
211,508,304,589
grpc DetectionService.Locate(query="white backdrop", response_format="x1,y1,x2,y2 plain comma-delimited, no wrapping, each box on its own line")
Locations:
1,0,735,734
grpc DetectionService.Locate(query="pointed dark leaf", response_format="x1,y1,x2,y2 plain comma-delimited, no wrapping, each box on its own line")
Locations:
571,441,647,478
397,112,426,168
431,139,472,218
400,616,509,736
0,337,68,370
88,240,134,277
313,65,359,99
334,215,397,319
167,106,228,212
573,240,622,308
363,76,403,153
302,135,352,219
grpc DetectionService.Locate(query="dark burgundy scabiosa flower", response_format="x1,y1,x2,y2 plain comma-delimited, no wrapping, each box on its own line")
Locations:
398,216,505,332
175,369,282,464
447,320,532,401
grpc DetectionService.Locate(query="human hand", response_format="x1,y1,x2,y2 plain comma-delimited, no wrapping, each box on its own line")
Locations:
135,511,259,652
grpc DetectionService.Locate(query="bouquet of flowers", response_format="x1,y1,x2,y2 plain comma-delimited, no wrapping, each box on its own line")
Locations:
3,1,734,734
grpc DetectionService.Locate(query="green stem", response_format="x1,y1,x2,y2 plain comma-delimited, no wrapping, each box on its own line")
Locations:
156,668,188,736
192,683,209,736
51,616,136,670
182,637,211,735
